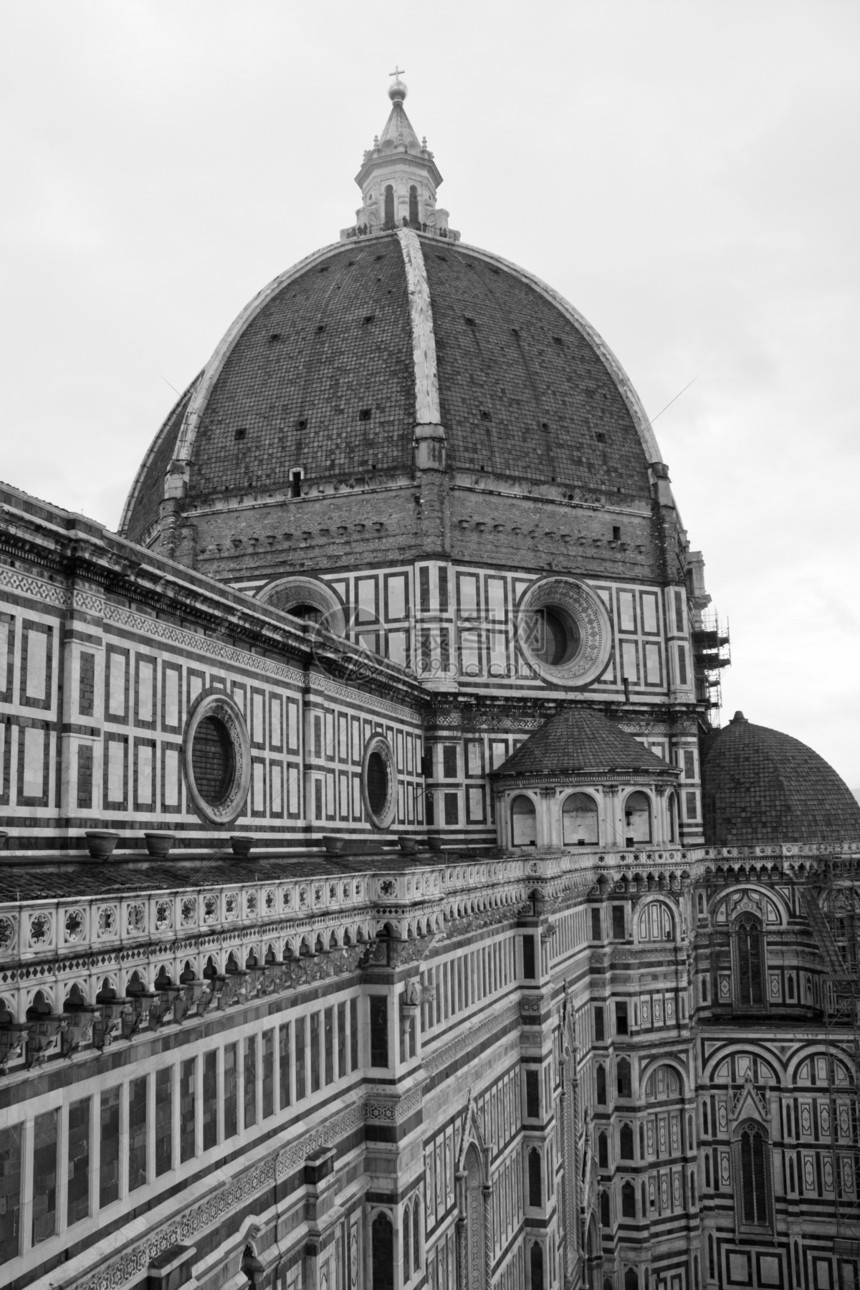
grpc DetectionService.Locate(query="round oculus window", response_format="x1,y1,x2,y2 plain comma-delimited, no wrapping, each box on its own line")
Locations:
183,692,251,825
517,577,612,687
361,735,397,830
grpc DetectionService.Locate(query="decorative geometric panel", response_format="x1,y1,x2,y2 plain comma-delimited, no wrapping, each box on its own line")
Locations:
803,1154,816,1191
18,724,50,806
106,645,129,722
162,662,182,733
727,1251,751,1284
0,612,14,703
823,1158,834,1192
161,744,181,813
104,735,128,809
20,621,52,710
133,739,156,811
134,657,156,729
756,1254,782,1287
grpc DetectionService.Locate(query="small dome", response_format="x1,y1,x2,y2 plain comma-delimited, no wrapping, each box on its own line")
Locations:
701,712,860,846
388,76,407,102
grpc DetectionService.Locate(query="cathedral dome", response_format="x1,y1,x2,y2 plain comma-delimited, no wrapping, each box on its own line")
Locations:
121,230,663,550
120,80,679,591
701,712,860,846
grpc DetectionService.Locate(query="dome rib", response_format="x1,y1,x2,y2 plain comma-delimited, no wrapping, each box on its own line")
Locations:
396,228,441,427
119,374,200,540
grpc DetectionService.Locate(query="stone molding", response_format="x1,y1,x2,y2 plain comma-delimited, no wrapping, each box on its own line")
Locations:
0,565,70,609
423,999,520,1076
64,1084,429,1290
105,602,306,688
307,669,420,724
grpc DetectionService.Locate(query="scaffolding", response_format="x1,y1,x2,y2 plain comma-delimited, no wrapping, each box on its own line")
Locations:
691,611,731,714
802,853,860,1275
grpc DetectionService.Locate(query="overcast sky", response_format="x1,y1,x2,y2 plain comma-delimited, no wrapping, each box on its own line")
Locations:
2,1,858,793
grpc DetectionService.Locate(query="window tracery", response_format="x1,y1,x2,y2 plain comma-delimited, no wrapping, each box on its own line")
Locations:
733,913,766,1007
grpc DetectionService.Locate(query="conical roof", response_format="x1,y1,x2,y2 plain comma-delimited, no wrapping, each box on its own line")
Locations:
377,95,422,152
493,709,677,778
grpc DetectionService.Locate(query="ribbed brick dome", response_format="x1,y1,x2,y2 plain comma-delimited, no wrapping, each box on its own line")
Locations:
701,712,860,845
120,230,662,550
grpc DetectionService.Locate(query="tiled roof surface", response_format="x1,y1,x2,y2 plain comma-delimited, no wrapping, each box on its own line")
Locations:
494,708,675,778
702,713,860,845
378,99,422,151
186,239,415,500
0,849,432,904
423,248,651,495
125,232,652,534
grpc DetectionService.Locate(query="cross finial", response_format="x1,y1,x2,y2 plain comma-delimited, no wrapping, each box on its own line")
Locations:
389,65,405,81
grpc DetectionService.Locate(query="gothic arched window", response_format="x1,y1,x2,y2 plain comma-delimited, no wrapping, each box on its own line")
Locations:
530,1242,545,1290
734,913,766,1007
402,1202,411,1283
372,1213,394,1289
621,1181,636,1217
737,1120,770,1226
529,1147,542,1207
620,1123,634,1159
637,900,676,942
409,185,419,225
384,185,395,228
643,1064,681,1101
412,1199,420,1273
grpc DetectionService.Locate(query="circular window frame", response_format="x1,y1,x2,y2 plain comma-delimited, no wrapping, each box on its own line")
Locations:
361,735,397,831
259,575,346,635
516,576,612,687
183,690,252,825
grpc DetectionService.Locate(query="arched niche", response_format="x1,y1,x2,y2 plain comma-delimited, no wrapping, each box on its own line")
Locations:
562,791,599,846
511,794,537,847
624,790,652,844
